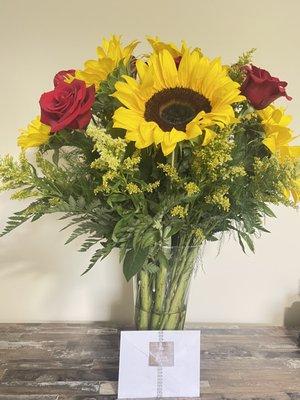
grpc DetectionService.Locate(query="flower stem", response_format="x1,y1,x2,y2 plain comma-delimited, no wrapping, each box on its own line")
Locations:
151,255,168,329
138,270,151,330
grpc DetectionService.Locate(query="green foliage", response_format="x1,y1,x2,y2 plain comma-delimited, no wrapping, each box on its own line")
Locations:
92,62,130,130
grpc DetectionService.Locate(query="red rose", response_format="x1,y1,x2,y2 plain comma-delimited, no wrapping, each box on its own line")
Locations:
40,79,95,132
241,65,292,110
53,69,75,87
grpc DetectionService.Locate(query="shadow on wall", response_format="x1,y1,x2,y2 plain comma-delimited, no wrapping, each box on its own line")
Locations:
0,213,134,323
109,267,134,326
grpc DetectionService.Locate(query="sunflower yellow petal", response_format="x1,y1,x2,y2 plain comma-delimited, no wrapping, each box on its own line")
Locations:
18,117,51,149
262,136,276,153
161,141,177,156
153,125,164,145
159,50,179,87
113,107,142,130
202,128,217,145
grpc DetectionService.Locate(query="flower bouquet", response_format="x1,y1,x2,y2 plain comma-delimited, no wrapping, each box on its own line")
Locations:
1,36,299,330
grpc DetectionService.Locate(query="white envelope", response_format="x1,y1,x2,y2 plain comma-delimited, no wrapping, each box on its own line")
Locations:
118,330,201,398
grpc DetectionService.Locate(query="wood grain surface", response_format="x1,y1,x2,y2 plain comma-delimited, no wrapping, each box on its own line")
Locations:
0,323,299,399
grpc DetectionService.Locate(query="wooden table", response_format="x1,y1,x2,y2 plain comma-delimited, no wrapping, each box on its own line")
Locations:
0,323,299,399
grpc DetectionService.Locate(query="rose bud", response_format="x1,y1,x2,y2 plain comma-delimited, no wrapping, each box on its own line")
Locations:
53,69,75,87
241,64,292,110
40,79,95,132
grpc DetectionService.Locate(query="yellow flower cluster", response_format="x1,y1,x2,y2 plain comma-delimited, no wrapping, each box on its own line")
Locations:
220,165,246,181
123,155,141,171
87,125,126,171
94,170,118,194
205,186,230,211
126,182,141,195
193,131,234,181
10,188,39,201
184,182,200,196
170,205,188,218
193,228,205,243
158,163,181,182
0,153,32,192
49,197,61,207
145,181,160,193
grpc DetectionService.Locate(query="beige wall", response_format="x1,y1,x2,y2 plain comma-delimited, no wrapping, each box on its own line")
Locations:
0,0,299,325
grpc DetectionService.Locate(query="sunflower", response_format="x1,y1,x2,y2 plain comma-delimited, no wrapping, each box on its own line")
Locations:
112,49,244,155
69,35,138,90
257,106,300,162
147,36,201,59
18,117,51,149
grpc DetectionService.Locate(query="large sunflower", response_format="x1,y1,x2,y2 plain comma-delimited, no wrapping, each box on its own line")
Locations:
112,49,244,155
69,36,138,90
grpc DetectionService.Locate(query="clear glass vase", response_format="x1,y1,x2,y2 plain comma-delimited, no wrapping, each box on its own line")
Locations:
133,245,200,330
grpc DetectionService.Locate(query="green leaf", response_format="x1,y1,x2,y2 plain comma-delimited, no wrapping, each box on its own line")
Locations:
79,236,101,252
240,232,255,253
52,149,59,165
68,196,77,209
123,247,150,281
0,211,30,237
144,262,160,274
81,242,114,276
259,203,276,218
237,232,246,253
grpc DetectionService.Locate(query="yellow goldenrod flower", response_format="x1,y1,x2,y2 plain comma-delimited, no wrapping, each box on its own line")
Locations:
94,170,118,194
69,35,138,89
170,205,188,218
18,117,51,149
123,155,141,170
257,106,300,163
158,163,181,182
126,182,141,194
220,165,246,181
112,48,244,155
193,228,205,243
0,153,32,192
206,186,230,211
87,125,126,171
184,182,200,196
145,180,160,193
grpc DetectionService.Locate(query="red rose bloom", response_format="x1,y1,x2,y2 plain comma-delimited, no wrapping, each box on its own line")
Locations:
241,64,292,110
40,79,95,132
53,69,75,87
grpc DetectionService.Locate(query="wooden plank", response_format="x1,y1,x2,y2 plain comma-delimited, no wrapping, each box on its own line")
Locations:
0,396,59,400
0,380,100,395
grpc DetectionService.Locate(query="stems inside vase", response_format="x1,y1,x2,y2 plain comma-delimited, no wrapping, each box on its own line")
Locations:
134,243,199,330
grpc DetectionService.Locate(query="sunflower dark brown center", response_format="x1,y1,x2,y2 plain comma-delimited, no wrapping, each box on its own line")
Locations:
144,87,211,131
